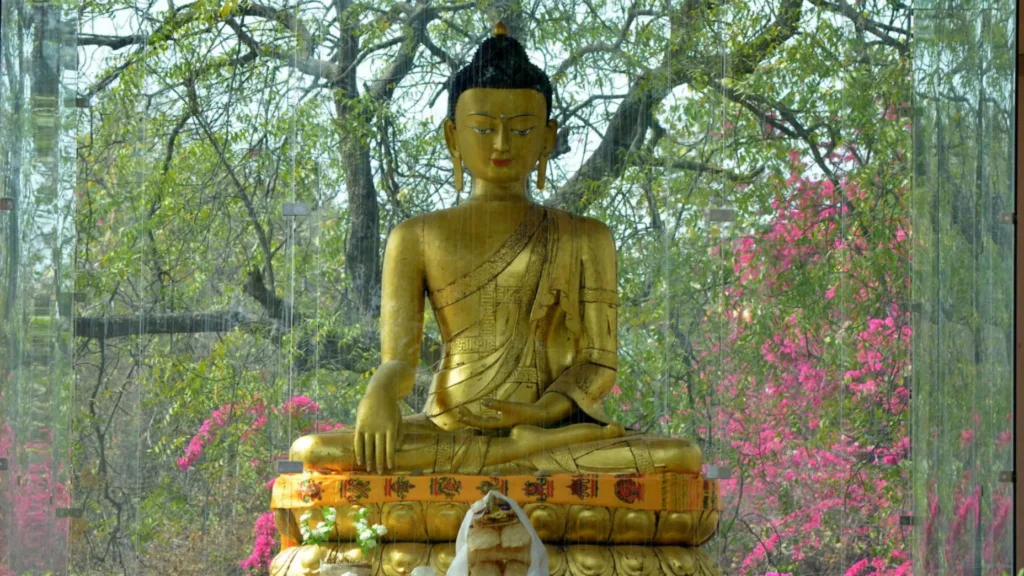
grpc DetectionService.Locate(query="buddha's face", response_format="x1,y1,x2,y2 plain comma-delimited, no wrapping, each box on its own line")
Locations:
444,88,558,185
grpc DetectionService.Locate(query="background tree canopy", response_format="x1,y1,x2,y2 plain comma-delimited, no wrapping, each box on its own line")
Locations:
0,0,1011,573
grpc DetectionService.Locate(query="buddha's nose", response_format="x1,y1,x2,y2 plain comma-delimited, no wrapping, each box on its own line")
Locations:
494,124,511,153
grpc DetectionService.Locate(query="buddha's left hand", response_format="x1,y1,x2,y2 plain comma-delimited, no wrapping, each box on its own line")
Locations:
458,393,573,429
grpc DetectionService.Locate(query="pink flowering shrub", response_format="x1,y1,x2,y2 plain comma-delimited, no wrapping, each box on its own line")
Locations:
698,148,914,574
0,422,70,575
240,512,278,572
176,395,346,574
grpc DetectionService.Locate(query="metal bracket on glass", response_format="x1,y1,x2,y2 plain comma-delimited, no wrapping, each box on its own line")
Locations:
283,202,310,217
0,198,13,211
899,515,916,526
998,470,1014,483
998,212,1016,225
277,460,304,474
56,508,84,519
705,465,732,480
0,458,7,471
706,208,735,223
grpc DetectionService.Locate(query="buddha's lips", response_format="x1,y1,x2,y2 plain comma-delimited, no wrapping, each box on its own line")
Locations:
491,159,511,166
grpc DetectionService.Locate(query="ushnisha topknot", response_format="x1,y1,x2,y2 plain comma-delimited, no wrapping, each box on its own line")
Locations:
447,21,554,123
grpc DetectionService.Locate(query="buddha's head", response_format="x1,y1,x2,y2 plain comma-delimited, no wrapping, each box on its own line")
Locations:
444,22,559,192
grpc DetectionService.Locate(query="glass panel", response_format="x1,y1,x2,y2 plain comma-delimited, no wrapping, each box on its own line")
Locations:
911,4,1015,574
0,0,78,574
27,1,1011,575
700,2,914,574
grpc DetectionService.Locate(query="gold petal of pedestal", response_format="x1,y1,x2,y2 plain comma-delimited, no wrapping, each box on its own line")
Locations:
292,504,384,541
428,542,456,574
611,546,660,575
546,544,568,575
609,509,656,544
271,543,379,576
289,503,717,546
275,508,301,543
524,502,567,541
566,505,612,542
654,546,719,576
380,543,431,575
272,544,718,576
425,501,469,541
382,502,428,541
566,544,615,576
693,510,719,545
654,510,719,546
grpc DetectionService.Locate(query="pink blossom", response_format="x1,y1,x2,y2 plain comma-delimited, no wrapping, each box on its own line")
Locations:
282,395,320,416
960,428,974,448
240,512,277,573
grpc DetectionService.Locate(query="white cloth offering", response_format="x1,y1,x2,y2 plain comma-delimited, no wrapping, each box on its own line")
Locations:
447,491,549,576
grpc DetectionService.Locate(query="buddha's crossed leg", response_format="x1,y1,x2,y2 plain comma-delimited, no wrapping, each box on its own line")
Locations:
288,419,627,474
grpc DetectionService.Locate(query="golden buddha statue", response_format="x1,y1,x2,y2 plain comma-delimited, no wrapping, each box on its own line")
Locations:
271,23,719,576
289,22,700,480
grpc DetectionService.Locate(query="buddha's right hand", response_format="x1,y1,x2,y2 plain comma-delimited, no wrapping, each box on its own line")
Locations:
354,376,406,474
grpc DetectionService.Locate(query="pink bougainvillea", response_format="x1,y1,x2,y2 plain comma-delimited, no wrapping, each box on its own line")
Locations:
240,512,277,575
177,395,346,572
693,146,915,574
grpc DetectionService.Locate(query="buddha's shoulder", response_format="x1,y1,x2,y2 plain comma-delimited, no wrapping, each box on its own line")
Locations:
546,208,615,245
387,214,427,246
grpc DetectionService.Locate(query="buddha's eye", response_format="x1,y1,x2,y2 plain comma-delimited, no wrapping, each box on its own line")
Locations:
472,127,494,135
512,128,534,136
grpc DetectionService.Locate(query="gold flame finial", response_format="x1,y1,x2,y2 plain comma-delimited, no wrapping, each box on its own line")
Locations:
493,21,509,37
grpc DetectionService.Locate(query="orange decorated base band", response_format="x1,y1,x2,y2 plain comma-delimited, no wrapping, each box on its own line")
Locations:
271,472,721,513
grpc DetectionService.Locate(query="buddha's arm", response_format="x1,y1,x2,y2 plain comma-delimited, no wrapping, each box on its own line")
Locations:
355,216,425,472
547,218,619,415
373,217,427,396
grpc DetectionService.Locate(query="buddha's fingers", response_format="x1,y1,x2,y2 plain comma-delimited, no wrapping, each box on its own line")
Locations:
363,434,375,473
375,434,386,474
354,432,365,467
386,431,396,471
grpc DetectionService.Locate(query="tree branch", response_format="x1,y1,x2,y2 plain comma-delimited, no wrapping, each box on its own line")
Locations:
74,311,264,339
224,17,342,82
78,34,147,50
237,1,315,55
548,0,803,212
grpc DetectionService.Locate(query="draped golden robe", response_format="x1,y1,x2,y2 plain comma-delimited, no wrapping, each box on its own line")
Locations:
293,206,699,476
425,206,615,431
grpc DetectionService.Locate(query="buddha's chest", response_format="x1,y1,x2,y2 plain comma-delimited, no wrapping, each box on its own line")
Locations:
421,205,538,293
427,226,540,341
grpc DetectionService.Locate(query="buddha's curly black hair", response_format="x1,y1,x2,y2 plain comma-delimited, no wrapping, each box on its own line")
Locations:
447,31,553,123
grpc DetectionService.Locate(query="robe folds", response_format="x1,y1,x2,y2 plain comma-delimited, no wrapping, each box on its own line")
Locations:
423,206,616,433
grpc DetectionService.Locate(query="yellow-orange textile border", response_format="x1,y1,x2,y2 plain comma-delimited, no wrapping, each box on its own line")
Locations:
271,472,721,513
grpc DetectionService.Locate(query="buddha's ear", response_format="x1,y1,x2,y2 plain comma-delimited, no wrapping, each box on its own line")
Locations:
443,118,459,157
543,118,559,155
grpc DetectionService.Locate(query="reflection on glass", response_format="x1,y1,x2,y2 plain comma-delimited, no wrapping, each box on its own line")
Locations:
33,0,1013,574
912,5,1015,575
0,0,77,574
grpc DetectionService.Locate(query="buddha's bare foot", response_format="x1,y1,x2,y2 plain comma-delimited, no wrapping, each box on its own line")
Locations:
509,422,625,448
482,423,624,468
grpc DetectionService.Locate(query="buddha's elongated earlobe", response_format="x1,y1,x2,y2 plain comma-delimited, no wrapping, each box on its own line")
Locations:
536,154,549,190
453,151,464,192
